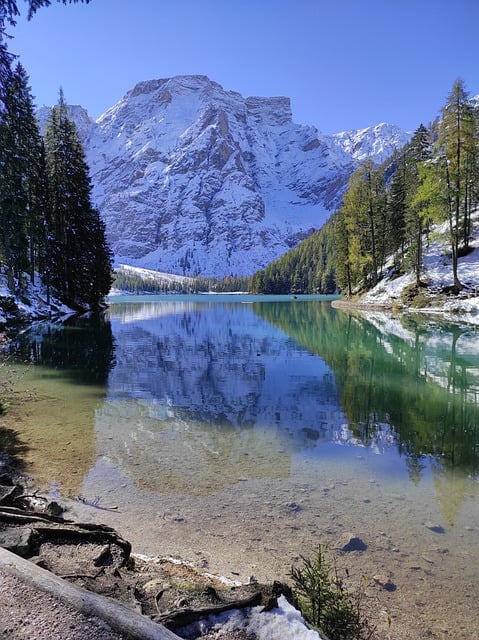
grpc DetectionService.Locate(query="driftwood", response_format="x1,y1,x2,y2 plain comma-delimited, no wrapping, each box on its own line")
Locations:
0,546,182,640
0,504,72,524
143,579,293,630
0,477,294,635
154,587,264,629
77,494,119,511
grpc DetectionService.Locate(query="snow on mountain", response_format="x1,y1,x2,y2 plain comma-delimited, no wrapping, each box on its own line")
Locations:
39,75,411,279
332,122,411,163
36,104,96,143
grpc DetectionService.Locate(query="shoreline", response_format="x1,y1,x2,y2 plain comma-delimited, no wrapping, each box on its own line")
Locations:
331,294,479,326
0,468,322,640
2,299,479,639
3,441,479,640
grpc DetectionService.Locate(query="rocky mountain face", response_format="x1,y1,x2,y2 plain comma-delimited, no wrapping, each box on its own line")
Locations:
40,75,411,278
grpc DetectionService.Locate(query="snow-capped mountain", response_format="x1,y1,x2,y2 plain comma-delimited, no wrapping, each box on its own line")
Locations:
39,75,412,278
332,123,411,163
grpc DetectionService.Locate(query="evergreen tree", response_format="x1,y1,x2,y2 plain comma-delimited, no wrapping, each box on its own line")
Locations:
248,217,339,296
403,124,433,287
43,90,112,309
0,60,45,288
333,211,353,295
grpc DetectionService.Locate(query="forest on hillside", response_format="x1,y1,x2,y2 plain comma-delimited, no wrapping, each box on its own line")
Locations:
249,80,479,299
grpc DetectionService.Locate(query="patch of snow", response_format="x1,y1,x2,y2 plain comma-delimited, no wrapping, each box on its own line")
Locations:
361,210,479,323
133,555,322,639
0,272,75,324
181,595,322,640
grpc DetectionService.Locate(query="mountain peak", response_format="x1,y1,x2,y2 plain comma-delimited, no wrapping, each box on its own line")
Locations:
245,96,292,126
46,75,411,279
332,122,411,163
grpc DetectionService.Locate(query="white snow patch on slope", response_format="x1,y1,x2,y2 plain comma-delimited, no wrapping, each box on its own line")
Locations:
361,211,479,321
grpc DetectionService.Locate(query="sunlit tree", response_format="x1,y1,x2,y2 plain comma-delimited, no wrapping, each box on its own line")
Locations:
435,78,478,291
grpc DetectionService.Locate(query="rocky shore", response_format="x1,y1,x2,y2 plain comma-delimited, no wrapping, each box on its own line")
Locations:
0,471,306,640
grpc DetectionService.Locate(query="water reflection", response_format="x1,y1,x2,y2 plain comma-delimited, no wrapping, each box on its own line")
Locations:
4,298,479,636
0,425,28,469
99,299,479,504
102,300,344,493
6,314,115,493
255,302,479,480
14,313,115,385
8,299,479,507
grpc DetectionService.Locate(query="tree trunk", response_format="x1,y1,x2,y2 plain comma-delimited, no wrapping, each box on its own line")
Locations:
0,547,181,640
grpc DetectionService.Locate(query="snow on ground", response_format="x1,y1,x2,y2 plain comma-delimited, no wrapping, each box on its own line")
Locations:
181,595,322,640
116,263,194,284
361,212,479,322
0,273,74,324
134,554,323,639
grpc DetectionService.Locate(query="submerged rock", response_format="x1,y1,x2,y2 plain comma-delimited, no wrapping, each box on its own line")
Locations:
424,522,446,534
372,574,396,591
333,532,367,552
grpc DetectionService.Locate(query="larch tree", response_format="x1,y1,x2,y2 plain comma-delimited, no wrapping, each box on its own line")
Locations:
337,159,386,292
435,78,478,291
403,124,433,287
387,153,408,264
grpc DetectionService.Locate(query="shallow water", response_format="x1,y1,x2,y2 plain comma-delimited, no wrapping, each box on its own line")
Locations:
3,296,479,639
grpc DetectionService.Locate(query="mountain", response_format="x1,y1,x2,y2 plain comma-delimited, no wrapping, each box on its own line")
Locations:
38,76,411,278
332,122,411,163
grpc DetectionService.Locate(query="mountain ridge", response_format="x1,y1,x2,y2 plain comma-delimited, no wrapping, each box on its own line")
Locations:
38,75,412,278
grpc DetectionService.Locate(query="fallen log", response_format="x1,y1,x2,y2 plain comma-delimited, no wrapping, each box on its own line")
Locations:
154,588,263,629
0,546,181,640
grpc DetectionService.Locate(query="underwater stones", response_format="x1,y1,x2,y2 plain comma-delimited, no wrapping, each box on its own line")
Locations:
372,574,397,591
285,502,302,513
424,522,446,534
333,532,367,552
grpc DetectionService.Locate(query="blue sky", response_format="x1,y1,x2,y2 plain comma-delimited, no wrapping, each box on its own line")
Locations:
9,0,479,134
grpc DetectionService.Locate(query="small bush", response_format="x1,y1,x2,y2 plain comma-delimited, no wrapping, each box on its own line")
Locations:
290,545,375,640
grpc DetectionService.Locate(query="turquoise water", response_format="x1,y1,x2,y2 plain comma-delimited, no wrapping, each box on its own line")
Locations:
5,295,479,638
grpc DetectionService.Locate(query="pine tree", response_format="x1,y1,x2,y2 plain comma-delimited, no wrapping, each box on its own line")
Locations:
403,124,432,287
333,211,353,295
0,61,45,289
43,90,112,310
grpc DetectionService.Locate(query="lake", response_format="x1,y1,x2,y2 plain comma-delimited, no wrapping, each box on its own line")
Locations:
3,295,479,639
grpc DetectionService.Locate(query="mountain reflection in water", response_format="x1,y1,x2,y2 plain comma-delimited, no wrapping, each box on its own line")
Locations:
8,296,479,638
11,296,479,505
254,302,479,481
92,297,479,499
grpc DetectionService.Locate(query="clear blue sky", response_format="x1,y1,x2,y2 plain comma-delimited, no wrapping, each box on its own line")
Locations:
8,0,479,134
